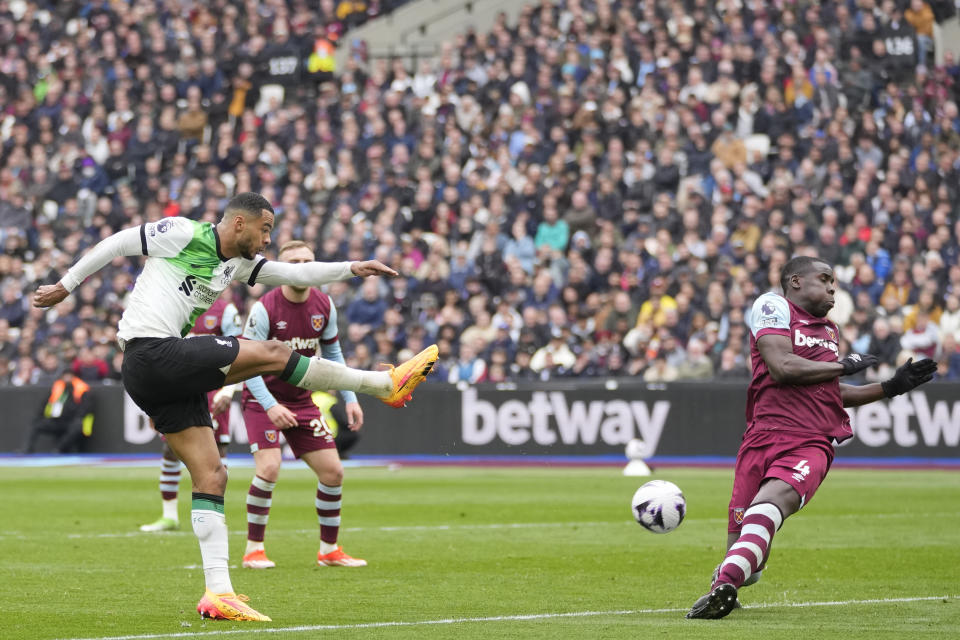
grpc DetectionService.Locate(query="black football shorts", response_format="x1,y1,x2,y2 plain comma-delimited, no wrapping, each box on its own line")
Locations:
121,335,240,434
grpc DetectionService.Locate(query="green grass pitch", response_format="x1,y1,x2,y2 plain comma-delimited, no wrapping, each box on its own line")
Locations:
2,464,958,639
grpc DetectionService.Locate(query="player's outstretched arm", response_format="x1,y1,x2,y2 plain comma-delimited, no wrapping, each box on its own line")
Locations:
757,334,877,384
33,226,145,308
881,357,938,396
348,260,399,278
840,358,937,407
252,259,398,287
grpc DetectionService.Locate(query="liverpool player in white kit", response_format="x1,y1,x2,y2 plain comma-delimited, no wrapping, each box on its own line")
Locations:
240,241,367,570
33,193,438,622
687,256,937,619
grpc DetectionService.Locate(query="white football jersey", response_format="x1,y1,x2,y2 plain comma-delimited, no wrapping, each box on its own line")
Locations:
61,216,356,346
117,218,263,341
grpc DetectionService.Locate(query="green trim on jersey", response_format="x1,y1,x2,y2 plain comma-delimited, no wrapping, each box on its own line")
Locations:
167,221,221,281
117,217,260,342
181,308,206,337
171,222,222,337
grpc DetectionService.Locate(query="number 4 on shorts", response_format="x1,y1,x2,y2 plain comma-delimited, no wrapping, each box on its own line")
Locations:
793,460,810,477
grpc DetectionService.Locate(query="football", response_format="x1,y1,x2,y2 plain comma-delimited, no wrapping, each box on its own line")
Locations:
631,479,686,534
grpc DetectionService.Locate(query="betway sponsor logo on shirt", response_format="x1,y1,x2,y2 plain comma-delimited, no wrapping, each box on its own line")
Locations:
283,337,319,351
462,388,669,450
795,329,839,353
845,392,960,448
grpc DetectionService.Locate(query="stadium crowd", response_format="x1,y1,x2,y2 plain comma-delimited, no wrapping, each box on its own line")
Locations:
2,0,960,391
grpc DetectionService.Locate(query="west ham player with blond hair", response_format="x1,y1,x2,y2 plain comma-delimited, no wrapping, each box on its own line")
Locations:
240,240,368,570
33,192,438,622
687,256,937,619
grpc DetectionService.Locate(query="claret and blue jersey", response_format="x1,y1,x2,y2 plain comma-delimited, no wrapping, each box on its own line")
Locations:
241,287,357,409
746,292,853,442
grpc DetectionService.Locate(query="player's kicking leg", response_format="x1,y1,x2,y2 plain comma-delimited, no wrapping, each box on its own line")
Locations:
140,440,182,532
224,341,438,408
165,426,271,622
302,448,367,567
241,447,281,569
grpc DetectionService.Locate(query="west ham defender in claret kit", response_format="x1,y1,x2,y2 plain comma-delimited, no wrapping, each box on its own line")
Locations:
687,256,937,620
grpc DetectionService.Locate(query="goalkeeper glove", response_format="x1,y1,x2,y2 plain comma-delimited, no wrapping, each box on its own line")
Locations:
881,358,937,397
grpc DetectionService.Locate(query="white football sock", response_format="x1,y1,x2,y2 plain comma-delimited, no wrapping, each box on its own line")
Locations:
296,357,392,397
319,541,339,554
162,499,178,521
192,505,233,594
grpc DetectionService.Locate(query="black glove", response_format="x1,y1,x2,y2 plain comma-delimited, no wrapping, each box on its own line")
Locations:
881,358,938,397
838,353,879,375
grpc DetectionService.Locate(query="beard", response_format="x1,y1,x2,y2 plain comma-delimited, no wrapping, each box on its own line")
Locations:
238,236,258,260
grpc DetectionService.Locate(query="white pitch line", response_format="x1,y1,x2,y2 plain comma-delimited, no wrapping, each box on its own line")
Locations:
62,511,959,540
66,521,623,539
54,594,955,640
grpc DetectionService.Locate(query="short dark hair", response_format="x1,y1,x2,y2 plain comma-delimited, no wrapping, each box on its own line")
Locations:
780,256,830,292
225,192,274,218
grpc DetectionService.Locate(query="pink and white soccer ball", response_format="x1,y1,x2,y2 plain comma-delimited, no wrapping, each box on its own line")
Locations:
631,479,686,534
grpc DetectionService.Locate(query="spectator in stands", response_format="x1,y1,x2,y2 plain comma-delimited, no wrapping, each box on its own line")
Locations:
676,339,714,380
534,198,569,253
0,319,16,363
346,278,388,336
903,290,943,332
938,333,960,380
643,353,679,383
509,346,538,382
939,294,960,339
904,0,936,65
0,284,26,329
71,346,109,382
899,311,941,360
1,0,954,390
9,356,40,387
563,191,597,240
503,218,537,275
530,327,576,377
715,347,750,380
448,343,486,384
637,278,677,329
868,317,903,367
